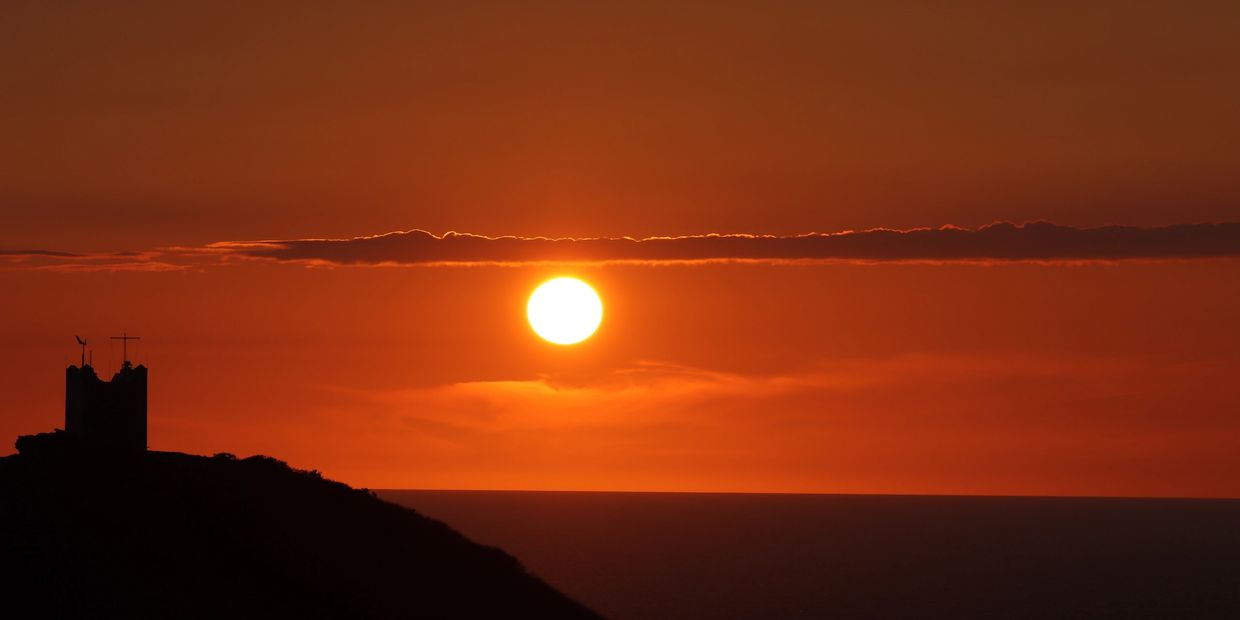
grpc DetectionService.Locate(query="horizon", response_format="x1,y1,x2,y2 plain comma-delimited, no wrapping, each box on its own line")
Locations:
377,487,1240,501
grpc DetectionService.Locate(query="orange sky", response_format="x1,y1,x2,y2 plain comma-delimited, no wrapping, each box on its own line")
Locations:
4,259,1239,496
2,2,1239,496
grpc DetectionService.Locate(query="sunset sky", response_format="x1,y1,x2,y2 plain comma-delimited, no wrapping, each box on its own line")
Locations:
3,1,1239,497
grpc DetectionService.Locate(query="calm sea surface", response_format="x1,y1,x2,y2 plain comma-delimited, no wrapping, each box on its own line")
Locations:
380,490,1240,619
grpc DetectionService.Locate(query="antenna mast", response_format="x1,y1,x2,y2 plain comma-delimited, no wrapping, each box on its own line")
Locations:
110,332,141,366
75,335,87,367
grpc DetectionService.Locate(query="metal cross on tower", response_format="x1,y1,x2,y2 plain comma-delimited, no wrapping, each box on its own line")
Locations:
111,332,141,365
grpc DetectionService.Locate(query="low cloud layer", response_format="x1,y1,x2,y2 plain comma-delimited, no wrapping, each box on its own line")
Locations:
317,354,1240,494
212,222,1240,266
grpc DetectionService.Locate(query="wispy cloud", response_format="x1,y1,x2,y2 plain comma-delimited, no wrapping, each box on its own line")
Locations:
0,249,82,258
331,354,1230,441
307,354,1240,494
0,249,188,272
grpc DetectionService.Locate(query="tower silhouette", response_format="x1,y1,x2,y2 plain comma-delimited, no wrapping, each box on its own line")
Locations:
64,336,147,452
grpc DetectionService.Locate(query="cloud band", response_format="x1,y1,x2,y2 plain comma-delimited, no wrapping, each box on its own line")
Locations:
212,222,1240,266
6,222,1239,271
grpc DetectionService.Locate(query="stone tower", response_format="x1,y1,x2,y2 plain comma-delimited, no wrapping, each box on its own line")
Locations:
64,360,147,452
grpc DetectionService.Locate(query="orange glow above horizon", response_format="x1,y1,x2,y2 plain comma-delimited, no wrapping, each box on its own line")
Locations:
2,3,1240,499
3,259,1239,498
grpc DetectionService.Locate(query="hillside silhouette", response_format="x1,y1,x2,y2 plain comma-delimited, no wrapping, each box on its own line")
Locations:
0,436,599,619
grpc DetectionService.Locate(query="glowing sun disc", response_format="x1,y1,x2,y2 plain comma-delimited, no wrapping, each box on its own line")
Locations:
527,277,603,345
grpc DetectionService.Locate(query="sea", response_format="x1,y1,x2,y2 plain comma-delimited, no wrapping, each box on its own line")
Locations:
380,490,1240,619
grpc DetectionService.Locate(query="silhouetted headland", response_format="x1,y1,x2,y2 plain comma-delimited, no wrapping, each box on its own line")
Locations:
1,349,595,615
0,348,595,617
0,436,599,619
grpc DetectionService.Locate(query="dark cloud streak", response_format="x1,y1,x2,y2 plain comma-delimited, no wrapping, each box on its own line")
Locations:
6,222,1239,271
213,222,1240,266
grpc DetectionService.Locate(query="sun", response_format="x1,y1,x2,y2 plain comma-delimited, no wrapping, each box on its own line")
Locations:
527,277,603,345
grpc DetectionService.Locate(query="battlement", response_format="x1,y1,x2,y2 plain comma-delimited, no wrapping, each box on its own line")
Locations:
65,362,147,451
